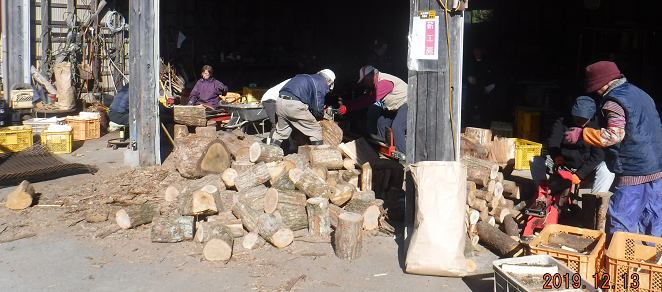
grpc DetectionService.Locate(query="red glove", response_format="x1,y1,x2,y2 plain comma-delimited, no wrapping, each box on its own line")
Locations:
564,127,583,144
571,174,581,185
339,105,347,115
553,156,566,167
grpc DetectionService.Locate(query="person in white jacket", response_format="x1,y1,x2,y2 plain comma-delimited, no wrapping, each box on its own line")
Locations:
261,79,290,144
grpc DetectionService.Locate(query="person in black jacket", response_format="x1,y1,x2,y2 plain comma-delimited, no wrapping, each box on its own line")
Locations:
530,96,615,193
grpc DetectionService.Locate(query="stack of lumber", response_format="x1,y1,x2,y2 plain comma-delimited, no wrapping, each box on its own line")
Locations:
141,128,400,261
159,59,185,99
461,127,515,165
462,154,526,257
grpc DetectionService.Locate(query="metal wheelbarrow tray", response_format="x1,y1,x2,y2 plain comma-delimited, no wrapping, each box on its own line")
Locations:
218,103,268,132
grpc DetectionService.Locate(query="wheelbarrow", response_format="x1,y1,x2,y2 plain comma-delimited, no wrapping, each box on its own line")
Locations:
218,102,269,134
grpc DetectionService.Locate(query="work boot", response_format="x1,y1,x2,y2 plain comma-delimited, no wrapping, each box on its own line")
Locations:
311,140,323,146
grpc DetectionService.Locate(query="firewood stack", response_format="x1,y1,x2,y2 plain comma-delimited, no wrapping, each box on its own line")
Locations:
119,126,402,262
461,127,527,257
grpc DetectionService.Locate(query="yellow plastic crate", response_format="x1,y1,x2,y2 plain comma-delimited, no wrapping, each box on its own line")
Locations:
529,224,606,281
510,138,542,170
41,126,73,154
606,232,662,292
0,125,33,153
66,118,100,141
517,109,540,142
243,87,268,103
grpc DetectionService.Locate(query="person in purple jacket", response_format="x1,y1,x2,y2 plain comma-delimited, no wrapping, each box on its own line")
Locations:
187,65,228,109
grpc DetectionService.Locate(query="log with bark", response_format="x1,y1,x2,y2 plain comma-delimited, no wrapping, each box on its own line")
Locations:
218,190,238,211
178,186,218,216
597,192,611,232
465,127,492,145
242,231,266,249
297,145,326,159
151,215,194,243
116,202,160,229
501,180,520,200
320,119,343,146
328,203,345,228
250,142,284,163
277,203,308,231
257,213,294,248
462,156,499,186
196,220,244,240
469,197,488,213
277,190,308,206
343,158,357,170
222,168,239,188
237,184,268,211
361,162,372,192
284,153,310,170
329,182,356,206
233,162,271,192
174,136,231,178
490,204,511,224
343,198,383,231
334,212,363,261
312,165,328,181
467,181,477,191
474,189,493,203
231,201,261,233
200,223,234,261
475,220,520,256
217,131,254,158
289,168,337,198
231,160,254,173
272,172,297,191
338,138,380,166
306,198,331,237
461,135,490,160
173,124,189,141
5,181,36,210
196,126,217,138
502,214,520,240
310,148,344,170
265,161,288,184
174,105,207,127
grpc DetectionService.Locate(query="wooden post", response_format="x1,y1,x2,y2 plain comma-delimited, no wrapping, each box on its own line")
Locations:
40,0,50,72
129,0,160,166
4,0,31,98
334,212,363,261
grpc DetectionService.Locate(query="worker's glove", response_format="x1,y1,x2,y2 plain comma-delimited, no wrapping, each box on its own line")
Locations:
571,174,581,185
484,84,496,94
468,76,476,85
564,127,583,144
554,156,566,167
339,105,347,115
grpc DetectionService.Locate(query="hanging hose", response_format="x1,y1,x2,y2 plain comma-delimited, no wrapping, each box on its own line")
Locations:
102,10,127,33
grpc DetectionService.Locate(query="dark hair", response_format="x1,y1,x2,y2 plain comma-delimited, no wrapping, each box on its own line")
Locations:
201,65,213,76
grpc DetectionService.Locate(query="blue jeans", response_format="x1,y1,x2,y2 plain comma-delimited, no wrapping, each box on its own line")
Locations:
607,177,662,238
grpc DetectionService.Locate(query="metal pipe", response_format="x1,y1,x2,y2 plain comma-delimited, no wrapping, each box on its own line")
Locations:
1,0,8,96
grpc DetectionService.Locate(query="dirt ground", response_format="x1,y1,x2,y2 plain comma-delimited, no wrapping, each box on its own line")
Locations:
0,131,499,292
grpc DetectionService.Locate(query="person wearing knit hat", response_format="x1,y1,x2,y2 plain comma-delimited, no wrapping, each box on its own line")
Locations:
565,61,662,241
530,96,614,196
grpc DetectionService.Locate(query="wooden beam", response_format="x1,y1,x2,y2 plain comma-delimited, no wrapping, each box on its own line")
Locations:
129,0,160,166
4,0,31,101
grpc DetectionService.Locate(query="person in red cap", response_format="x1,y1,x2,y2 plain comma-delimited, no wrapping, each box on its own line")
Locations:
565,61,662,240
339,66,408,153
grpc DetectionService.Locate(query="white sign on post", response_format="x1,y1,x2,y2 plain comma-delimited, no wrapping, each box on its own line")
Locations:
411,16,439,60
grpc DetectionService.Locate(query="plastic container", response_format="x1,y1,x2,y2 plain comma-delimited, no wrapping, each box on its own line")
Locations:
529,224,606,281
510,138,542,170
605,231,662,292
494,255,598,292
65,117,100,141
242,87,268,103
41,125,73,154
23,117,66,134
0,125,33,153
517,109,540,142
491,121,514,138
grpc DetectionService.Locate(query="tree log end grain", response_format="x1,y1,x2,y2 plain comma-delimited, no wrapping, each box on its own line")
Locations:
203,238,233,261
222,168,238,188
5,180,35,210
343,158,357,170
200,143,231,173
116,202,160,230
362,205,381,231
312,165,328,181
191,190,218,215
264,188,279,214
257,213,294,248
266,161,288,183
334,212,363,261
165,185,180,202
242,231,266,249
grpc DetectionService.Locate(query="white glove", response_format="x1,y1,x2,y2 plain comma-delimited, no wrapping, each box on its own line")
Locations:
468,76,476,85
484,84,495,94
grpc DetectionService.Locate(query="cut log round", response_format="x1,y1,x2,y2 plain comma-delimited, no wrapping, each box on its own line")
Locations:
467,190,476,207
463,156,499,186
289,168,337,198
306,198,331,237
320,119,343,146
474,189,493,203
312,165,328,180
116,202,160,229
165,185,181,202
178,188,218,216
475,220,520,256
265,161,288,183
501,180,520,200
5,180,36,210
502,214,519,238
468,209,480,226
201,224,234,261
257,213,294,248
343,158,357,170
217,131,254,158
496,172,504,184
469,197,488,213
222,168,239,188
361,162,372,192
494,181,504,199
151,215,194,243
233,162,271,192
200,185,225,213
196,126,217,138
284,153,310,170
466,181,477,191
250,142,284,163
173,124,189,140
329,182,356,206
231,160,254,173
343,198,383,231
272,172,297,191
264,188,279,214
175,136,230,178
490,205,511,224
486,179,496,194
242,231,266,249
334,212,363,261
277,203,308,231
231,201,261,232
310,148,344,170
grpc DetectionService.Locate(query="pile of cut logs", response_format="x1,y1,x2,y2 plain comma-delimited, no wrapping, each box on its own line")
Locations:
115,123,398,262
